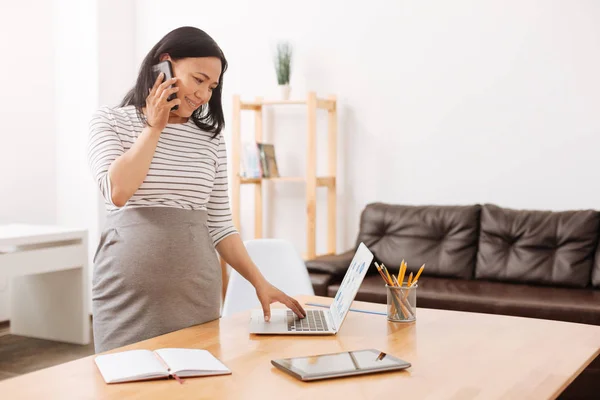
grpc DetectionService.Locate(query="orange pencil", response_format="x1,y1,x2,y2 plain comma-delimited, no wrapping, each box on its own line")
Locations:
375,263,391,285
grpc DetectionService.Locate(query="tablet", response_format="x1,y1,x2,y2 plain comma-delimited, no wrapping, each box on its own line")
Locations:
271,349,411,381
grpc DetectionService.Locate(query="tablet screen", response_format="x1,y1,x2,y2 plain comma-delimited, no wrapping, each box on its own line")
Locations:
274,349,410,379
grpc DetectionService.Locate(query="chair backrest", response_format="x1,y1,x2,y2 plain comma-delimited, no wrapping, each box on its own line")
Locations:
222,239,315,317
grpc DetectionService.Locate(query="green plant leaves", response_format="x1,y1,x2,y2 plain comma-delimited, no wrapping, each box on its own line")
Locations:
274,42,292,85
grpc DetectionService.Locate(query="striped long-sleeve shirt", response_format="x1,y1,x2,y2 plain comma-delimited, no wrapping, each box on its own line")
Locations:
87,105,237,246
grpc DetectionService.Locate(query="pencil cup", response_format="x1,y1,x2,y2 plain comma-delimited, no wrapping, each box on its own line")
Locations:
386,284,417,323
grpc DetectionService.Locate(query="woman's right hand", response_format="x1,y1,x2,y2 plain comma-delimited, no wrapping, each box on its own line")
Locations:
145,72,181,131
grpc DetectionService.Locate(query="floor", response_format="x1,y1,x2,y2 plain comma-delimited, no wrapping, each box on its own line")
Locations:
0,321,95,382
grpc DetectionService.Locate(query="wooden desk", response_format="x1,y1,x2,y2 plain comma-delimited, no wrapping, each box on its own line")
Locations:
0,224,89,344
1,295,599,399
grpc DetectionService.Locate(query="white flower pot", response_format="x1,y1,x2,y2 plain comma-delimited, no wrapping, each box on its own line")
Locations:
279,84,291,100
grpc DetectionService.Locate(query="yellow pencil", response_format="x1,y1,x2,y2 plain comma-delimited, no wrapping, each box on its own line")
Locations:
412,264,425,285
407,272,414,287
398,261,407,287
381,263,393,284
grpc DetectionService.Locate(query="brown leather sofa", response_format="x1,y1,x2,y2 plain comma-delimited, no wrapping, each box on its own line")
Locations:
306,202,600,398
307,202,600,325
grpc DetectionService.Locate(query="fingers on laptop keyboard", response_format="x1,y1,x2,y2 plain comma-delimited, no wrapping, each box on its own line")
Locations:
286,310,328,331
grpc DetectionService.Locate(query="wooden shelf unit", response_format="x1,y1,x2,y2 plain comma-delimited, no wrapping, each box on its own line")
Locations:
231,91,338,261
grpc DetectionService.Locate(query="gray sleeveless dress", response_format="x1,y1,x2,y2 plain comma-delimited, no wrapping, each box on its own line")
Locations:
92,207,222,353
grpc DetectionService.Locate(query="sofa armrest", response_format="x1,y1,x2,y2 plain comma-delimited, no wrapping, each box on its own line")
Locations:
305,249,356,276
309,272,335,297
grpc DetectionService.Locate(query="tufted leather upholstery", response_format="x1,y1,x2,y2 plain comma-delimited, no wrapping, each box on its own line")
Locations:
355,203,480,279
476,204,600,288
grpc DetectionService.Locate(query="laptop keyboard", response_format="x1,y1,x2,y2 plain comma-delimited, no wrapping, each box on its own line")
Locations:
287,310,329,332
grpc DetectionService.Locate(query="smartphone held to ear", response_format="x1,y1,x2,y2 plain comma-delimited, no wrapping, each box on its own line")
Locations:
151,60,179,111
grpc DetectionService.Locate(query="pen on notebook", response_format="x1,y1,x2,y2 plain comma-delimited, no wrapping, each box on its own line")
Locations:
172,373,184,384
305,302,386,316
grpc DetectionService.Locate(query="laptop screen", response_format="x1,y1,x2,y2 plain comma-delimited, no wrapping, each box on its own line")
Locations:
329,243,374,330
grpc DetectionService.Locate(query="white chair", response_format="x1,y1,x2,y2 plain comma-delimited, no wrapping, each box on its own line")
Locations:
222,239,315,317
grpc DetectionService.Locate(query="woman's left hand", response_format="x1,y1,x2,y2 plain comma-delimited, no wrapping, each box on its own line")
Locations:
255,280,306,322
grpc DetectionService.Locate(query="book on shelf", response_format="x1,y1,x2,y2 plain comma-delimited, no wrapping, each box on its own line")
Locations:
94,348,231,384
240,142,280,179
257,143,280,178
240,142,262,178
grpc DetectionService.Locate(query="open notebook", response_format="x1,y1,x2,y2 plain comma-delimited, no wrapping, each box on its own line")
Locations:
94,348,231,384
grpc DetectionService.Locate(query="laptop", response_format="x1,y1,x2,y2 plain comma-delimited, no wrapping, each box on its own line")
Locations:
249,242,374,335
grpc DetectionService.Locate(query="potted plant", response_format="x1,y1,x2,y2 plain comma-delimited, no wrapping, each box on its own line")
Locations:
273,41,292,100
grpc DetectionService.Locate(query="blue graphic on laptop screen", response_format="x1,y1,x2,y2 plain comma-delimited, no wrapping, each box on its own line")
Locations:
333,261,366,320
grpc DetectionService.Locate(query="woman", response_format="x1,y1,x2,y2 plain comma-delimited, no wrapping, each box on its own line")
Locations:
87,26,305,353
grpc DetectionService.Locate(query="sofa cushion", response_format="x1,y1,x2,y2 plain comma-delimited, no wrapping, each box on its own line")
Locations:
476,204,600,288
327,275,600,325
417,277,600,326
355,203,481,279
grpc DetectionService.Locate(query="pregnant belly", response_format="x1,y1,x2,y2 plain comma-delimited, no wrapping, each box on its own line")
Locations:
92,223,221,299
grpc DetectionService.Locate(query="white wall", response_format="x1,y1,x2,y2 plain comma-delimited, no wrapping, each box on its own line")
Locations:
1,0,597,321
96,0,138,243
98,1,137,108
0,1,57,225
134,0,600,256
0,0,137,322
0,0,57,321
53,0,100,305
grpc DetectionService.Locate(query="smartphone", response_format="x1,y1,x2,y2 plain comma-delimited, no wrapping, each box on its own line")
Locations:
151,60,179,111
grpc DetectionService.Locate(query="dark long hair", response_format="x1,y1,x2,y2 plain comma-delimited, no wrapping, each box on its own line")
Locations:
121,26,227,137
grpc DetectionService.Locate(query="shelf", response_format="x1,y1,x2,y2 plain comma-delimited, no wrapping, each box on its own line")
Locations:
240,98,335,111
230,91,337,265
239,176,335,187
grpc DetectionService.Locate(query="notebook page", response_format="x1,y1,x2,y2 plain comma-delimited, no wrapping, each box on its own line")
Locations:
154,348,231,377
94,349,168,383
